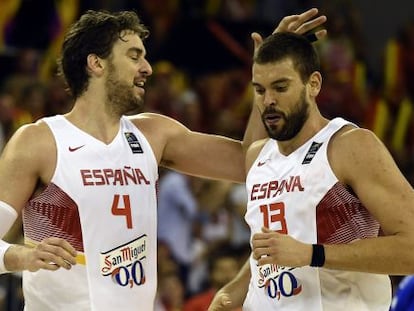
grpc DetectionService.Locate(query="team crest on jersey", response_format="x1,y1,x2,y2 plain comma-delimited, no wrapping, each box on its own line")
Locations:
125,132,143,154
100,235,147,288
302,141,323,164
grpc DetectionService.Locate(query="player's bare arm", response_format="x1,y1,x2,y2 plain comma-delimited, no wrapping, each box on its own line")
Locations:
0,122,77,272
0,122,52,213
324,127,414,274
133,113,247,183
208,259,251,311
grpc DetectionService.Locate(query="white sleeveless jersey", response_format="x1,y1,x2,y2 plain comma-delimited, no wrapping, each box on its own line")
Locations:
22,115,159,311
244,118,391,311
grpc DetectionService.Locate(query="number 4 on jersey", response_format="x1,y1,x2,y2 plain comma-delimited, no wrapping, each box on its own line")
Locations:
111,194,133,229
260,202,288,234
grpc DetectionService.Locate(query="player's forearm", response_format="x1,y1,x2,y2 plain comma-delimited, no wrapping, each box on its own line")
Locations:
217,259,251,307
0,201,20,273
254,228,414,275
323,235,414,275
242,105,266,154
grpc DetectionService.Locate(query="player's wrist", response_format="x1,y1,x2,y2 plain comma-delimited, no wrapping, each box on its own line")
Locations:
0,240,12,273
3,244,29,272
310,244,325,267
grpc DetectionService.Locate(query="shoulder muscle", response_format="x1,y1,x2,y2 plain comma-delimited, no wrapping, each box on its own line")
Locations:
0,121,55,211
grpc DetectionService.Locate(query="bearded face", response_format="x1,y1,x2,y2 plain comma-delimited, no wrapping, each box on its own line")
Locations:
105,61,145,116
261,88,309,141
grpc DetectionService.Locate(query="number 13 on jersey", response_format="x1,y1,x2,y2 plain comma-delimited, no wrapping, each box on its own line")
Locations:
259,202,288,234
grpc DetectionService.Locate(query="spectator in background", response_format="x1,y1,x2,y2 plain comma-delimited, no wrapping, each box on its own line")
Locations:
156,270,186,311
315,0,368,125
174,89,204,132
198,180,234,246
2,48,41,99
184,244,247,311
379,20,414,181
158,170,199,292
186,217,209,296
44,77,74,116
18,82,47,122
0,92,15,147
252,0,316,58
226,184,250,248
195,68,251,137
144,60,188,116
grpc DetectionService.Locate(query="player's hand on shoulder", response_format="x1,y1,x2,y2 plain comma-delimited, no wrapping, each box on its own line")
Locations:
7,237,77,272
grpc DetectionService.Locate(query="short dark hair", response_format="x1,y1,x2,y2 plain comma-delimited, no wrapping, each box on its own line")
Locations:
58,10,149,99
253,32,320,83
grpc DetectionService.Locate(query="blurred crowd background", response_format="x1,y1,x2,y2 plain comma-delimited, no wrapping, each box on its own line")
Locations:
1,0,414,310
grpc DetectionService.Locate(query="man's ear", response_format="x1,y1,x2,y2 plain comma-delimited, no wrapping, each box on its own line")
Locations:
86,54,105,76
308,71,322,97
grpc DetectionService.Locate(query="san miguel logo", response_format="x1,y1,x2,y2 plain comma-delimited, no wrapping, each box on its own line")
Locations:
257,264,302,301
100,235,147,288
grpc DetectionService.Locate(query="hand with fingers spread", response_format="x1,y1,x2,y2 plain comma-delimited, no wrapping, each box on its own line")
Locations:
252,227,312,268
5,237,77,272
251,8,327,51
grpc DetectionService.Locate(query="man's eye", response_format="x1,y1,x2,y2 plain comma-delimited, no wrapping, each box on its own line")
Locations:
255,88,265,95
276,86,288,92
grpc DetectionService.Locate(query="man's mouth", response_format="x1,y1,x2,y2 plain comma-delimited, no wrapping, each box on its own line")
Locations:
264,113,283,125
133,80,145,88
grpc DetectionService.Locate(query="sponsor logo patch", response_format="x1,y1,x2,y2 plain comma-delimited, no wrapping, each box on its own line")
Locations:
257,264,302,301
100,235,147,288
302,141,323,164
124,132,143,154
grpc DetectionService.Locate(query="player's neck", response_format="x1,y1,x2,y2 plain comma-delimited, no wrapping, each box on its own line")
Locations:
277,113,328,156
64,100,122,145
